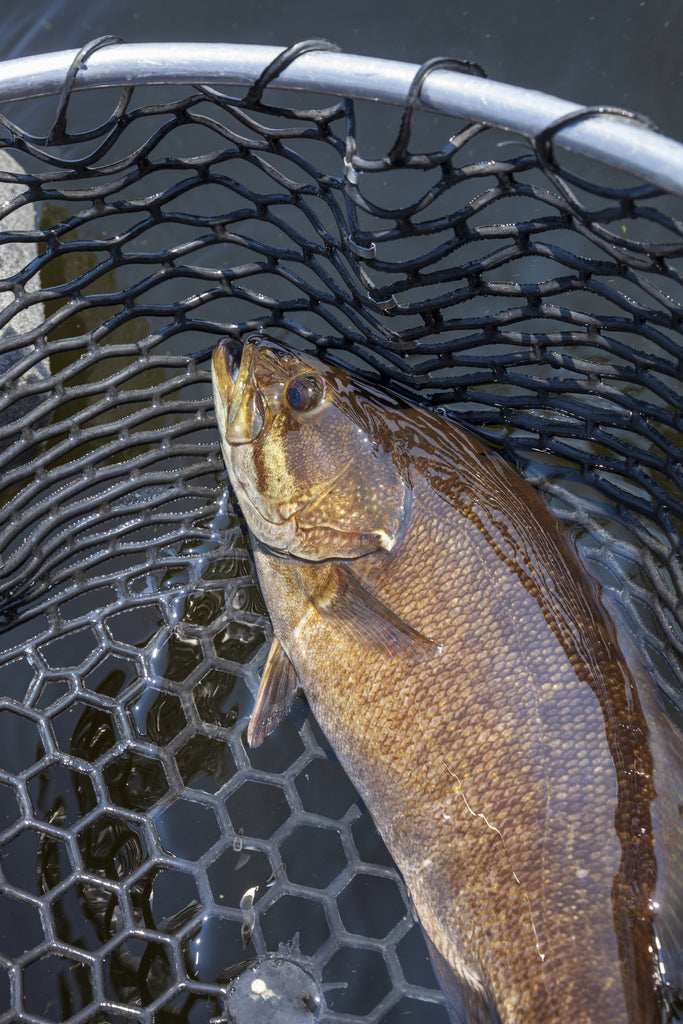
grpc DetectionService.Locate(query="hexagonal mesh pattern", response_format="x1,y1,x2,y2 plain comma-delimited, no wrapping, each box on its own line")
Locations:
0,38,681,1024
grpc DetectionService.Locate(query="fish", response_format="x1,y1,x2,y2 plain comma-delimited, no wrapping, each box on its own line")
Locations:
211,333,683,1024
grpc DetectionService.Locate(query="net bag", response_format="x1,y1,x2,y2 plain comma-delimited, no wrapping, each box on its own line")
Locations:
0,37,681,1024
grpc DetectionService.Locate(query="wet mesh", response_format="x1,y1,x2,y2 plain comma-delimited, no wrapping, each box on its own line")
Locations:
0,37,681,1024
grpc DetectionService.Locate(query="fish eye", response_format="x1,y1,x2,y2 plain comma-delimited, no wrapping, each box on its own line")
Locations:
285,374,325,413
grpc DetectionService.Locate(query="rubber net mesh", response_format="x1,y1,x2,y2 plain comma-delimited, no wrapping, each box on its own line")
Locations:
0,37,681,1024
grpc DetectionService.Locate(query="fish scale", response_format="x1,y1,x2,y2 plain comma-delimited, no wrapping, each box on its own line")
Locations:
212,334,683,1024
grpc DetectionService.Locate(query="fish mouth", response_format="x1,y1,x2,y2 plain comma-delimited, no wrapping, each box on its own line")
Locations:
212,336,267,445
211,336,244,404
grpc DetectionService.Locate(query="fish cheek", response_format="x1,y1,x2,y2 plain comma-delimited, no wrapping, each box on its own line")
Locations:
264,408,354,506
296,449,409,557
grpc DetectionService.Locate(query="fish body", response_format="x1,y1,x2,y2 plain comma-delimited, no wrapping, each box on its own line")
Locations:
211,335,683,1024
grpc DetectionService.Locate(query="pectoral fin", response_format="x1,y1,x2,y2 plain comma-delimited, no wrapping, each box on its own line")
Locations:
247,638,300,748
312,563,438,662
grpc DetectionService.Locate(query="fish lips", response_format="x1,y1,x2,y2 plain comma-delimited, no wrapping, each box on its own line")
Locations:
212,337,267,445
211,336,243,413
213,336,243,391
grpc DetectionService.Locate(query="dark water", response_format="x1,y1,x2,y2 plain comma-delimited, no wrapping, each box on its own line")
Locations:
1,0,681,141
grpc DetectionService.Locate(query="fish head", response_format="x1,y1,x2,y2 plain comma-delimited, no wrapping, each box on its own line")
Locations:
211,335,410,560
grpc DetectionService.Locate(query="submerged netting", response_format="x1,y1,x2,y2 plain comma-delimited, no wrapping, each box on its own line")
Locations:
0,36,682,1024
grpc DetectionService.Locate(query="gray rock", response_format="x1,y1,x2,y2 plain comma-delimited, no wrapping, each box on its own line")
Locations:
0,149,48,430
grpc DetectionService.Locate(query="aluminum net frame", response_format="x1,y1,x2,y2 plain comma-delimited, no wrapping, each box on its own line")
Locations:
0,37,681,1024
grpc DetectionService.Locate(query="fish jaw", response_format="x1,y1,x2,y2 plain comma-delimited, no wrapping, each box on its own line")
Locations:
211,336,242,417
212,337,267,448
212,338,295,550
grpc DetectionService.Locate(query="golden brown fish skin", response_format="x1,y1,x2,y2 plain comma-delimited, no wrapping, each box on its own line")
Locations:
212,337,683,1024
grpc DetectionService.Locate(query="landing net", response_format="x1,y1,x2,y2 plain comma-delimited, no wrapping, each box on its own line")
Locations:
0,37,681,1024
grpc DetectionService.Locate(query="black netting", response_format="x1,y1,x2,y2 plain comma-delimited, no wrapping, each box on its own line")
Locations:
0,38,681,1024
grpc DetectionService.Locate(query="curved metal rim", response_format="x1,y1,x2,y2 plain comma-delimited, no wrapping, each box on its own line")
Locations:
0,42,682,197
